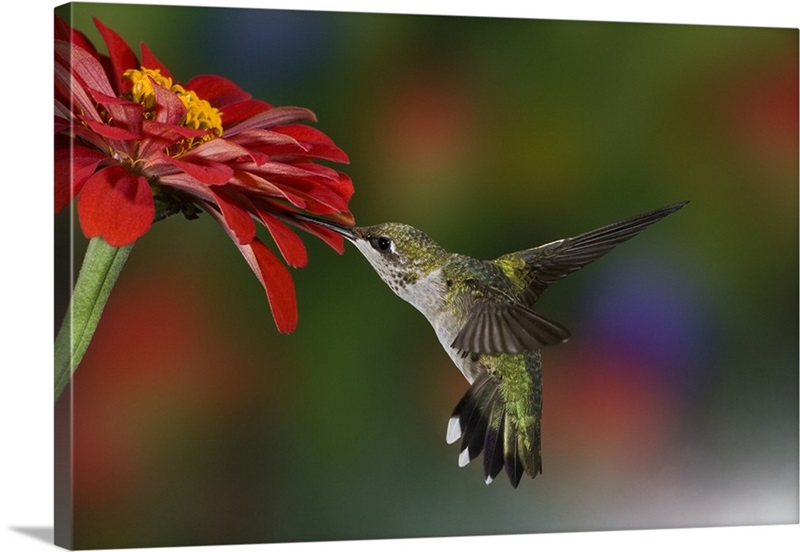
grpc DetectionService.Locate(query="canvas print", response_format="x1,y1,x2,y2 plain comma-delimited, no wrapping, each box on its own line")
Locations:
54,3,798,549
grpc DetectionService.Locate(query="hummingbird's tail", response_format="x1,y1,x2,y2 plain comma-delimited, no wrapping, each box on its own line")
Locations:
446,373,541,487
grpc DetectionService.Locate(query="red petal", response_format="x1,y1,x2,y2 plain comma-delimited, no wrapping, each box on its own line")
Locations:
93,18,139,94
54,115,70,134
245,177,346,214
69,125,113,153
278,124,336,145
169,157,233,185
228,171,308,208
139,42,171,79
249,238,298,334
323,210,356,227
78,165,154,246
167,138,254,183
84,119,140,140
151,77,187,125
139,121,204,159
259,212,308,268
55,14,97,55
299,143,350,164
301,223,346,254
55,146,106,213
209,187,257,245
156,172,214,203
276,126,350,163
294,166,355,203
86,88,144,137
55,41,116,98
334,172,355,203
228,129,304,151
184,75,251,108
248,164,350,213
54,42,112,123
219,99,272,128
200,202,298,333
178,137,251,163
271,209,346,253
224,107,317,136
54,13,70,40
245,150,270,166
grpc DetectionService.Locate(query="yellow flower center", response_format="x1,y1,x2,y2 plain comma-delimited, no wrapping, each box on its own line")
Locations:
123,67,173,110
123,67,223,150
170,84,223,138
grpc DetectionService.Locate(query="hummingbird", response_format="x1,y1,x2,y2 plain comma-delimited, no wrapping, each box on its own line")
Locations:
287,201,687,487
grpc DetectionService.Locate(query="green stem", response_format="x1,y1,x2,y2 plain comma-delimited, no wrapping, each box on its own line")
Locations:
55,237,134,401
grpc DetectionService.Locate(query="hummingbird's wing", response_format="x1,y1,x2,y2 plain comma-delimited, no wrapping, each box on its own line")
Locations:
451,201,686,355
450,300,570,355
498,201,688,307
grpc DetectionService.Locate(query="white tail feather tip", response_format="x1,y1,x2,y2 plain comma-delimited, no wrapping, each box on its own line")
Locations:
446,417,462,444
458,447,471,467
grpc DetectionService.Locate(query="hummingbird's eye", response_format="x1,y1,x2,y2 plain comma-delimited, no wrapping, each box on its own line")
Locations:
371,236,393,252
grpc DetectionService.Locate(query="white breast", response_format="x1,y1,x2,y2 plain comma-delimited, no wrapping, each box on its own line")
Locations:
405,270,482,384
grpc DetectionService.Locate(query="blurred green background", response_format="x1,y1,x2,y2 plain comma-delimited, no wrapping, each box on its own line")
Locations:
55,3,798,549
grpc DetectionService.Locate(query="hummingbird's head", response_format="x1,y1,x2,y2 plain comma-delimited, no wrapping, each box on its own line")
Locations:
349,223,446,289
288,214,446,298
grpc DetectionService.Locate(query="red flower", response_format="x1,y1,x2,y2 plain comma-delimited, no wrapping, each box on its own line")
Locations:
54,16,355,333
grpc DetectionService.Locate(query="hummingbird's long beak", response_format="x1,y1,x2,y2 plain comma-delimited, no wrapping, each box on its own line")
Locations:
285,212,358,241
